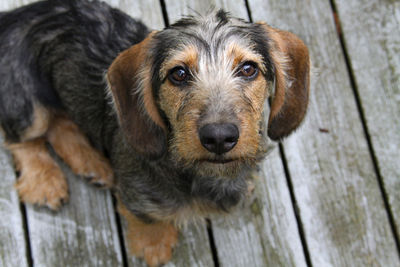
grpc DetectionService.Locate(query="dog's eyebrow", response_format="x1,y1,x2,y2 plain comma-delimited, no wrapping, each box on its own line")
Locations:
181,32,211,54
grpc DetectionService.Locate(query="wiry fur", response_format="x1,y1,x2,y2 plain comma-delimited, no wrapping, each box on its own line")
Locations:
0,1,309,265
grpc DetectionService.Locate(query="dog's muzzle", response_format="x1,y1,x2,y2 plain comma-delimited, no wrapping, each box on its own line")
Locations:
199,123,239,155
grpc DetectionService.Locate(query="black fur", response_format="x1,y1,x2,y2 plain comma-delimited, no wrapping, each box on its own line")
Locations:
0,0,148,147
0,1,268,221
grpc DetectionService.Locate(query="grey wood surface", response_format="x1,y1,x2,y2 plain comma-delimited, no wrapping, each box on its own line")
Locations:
0,0,33,10
1,0,399,266
0,137,28,267
248,0,400,266
165,0,248,23
25,163,123,267
209,149,307,267
107,0,164,30
334,0,400,240
165,1,308,266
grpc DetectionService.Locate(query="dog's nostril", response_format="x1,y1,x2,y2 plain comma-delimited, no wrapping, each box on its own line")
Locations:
199,123,239,155
203,138,215,145
225,137,236,143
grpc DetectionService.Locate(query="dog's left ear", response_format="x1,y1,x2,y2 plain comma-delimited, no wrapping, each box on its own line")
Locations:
107,32,167,158
259,23,310,141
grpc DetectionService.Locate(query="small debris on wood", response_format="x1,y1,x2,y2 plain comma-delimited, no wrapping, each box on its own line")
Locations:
319,128,330,133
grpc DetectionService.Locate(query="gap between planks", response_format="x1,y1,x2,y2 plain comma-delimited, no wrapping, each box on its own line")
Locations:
20,203,33,267
278,144,313,267
245,1,313,265
329,0,400,257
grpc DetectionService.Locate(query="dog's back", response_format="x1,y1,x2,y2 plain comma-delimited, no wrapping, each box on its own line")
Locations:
0,0,149,147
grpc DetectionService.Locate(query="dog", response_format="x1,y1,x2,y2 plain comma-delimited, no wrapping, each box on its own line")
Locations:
0,0,310,266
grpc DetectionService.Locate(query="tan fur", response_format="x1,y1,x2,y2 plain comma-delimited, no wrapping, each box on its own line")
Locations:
158,78,202,164
235,75,269,160
264,26,291,123
46,116,113,187
226,43,265,72
160,45,199,76
158,43,269,175
21,104,51,141
118,202,178,267
108,31,165,131
8,138,68,210
259,23,310,139
107,32,167,156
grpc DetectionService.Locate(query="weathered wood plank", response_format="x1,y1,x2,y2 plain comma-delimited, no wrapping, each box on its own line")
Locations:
0,0,33,11
0,138,29,267
210,148,307,267
107,0,164,30
248,0,400,266
165,0,248,24
111,1,215,266
26,162,123,266
334,0,400,240
166,224,214,267
165,1,308,266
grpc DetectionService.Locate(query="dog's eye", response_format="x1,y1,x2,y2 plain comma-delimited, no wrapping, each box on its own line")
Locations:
237,62,258,79
169,67,188,85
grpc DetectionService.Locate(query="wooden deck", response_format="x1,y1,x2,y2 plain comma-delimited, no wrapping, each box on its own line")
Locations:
1,0,399,266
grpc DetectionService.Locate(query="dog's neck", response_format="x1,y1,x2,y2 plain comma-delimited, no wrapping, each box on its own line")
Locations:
112,135,255,224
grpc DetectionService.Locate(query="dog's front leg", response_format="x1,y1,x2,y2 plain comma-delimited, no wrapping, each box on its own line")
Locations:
118,201,178,267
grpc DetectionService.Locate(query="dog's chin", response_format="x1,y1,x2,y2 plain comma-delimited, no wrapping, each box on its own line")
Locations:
170,149,257,177
191,157,253,177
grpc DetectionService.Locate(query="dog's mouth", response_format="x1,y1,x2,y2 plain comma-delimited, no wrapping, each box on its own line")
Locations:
200,158,237,164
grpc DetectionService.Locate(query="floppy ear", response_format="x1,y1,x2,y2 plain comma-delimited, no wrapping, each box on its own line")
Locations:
107,32,167,158
260,24,310,140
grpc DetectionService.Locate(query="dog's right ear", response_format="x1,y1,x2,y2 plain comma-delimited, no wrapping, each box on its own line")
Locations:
259,24,310,141
107,32,167,159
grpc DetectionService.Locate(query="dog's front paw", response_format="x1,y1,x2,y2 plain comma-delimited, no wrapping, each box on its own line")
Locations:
118,203,178,267
73,152,114,189
130,222,178,267
46,117,114,188
15,163,69,210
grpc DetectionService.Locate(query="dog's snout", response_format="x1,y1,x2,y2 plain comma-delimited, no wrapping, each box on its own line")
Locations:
199,123,239,155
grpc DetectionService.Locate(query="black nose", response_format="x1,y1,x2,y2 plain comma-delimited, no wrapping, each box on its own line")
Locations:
199,123,239,155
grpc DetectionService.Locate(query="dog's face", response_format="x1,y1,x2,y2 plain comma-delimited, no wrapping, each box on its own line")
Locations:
107,10,310,177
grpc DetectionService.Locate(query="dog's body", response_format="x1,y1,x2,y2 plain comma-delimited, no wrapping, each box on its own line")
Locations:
0,1,310,266
0,0,146,148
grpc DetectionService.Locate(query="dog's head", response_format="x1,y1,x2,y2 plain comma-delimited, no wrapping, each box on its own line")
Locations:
107,10,309,176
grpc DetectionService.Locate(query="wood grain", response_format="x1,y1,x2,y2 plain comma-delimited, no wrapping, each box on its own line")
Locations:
165,0,248,24
1,0,398,266
165,1,308,266
334,0,400,240
210,148,308,267
25,160,123,266
0,138,28,267
248,0,400,266
0,0,34,10
107,0,164,30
